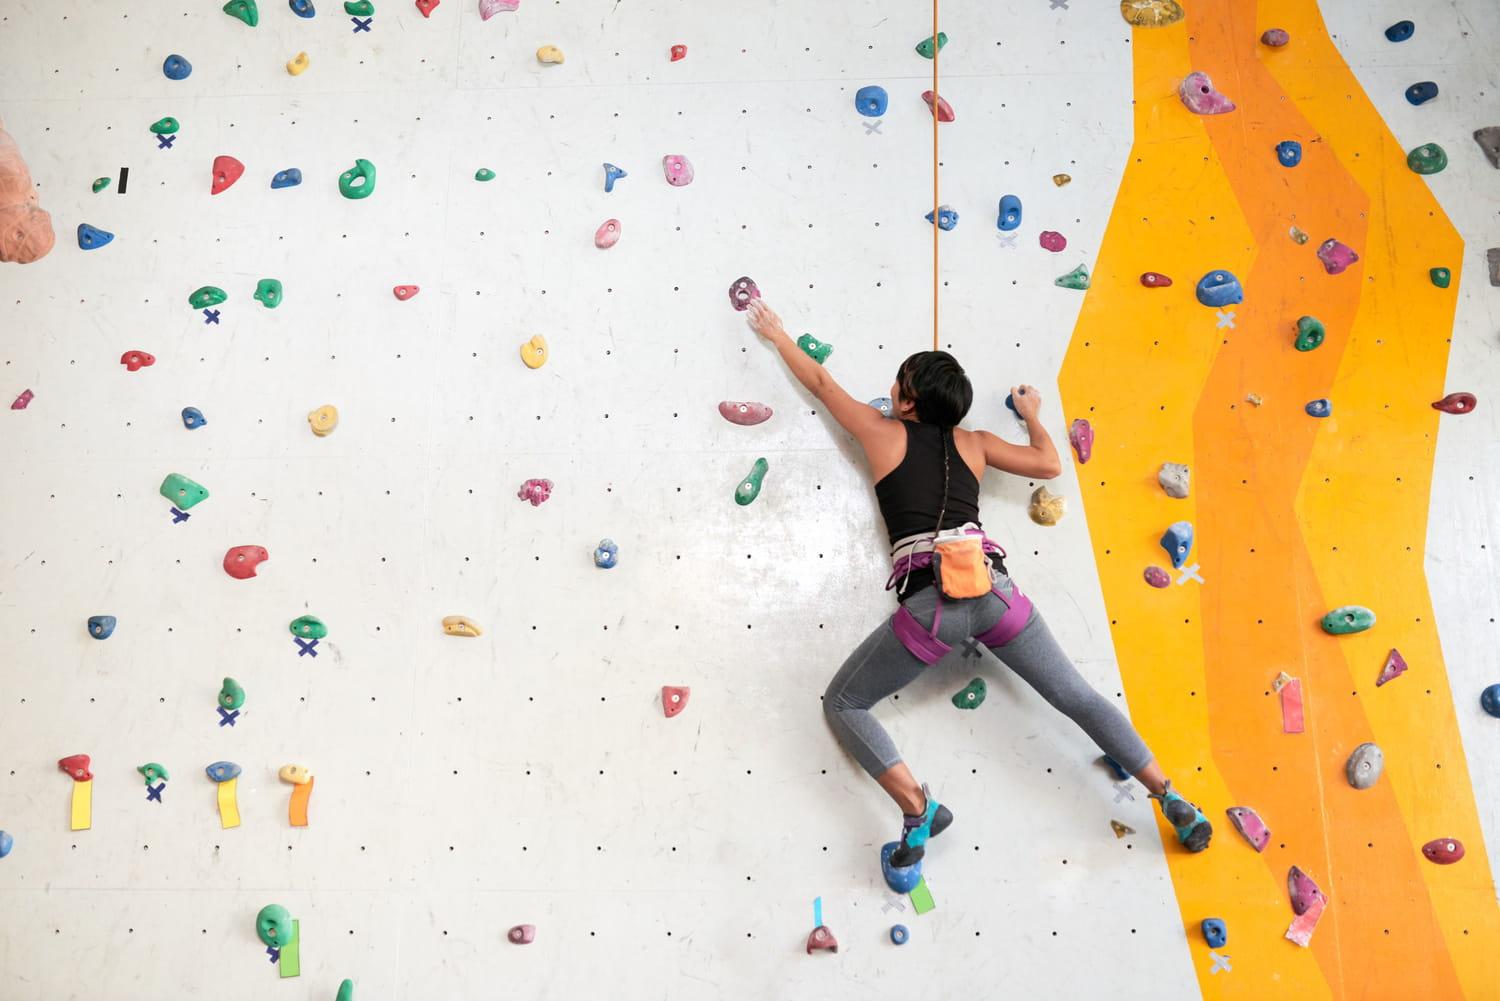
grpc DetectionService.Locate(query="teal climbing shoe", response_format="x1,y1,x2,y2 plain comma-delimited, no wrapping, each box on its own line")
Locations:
1151,781,1212,852
889,785,953,867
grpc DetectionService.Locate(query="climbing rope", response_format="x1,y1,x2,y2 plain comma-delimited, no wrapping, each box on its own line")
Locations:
931,1,940,349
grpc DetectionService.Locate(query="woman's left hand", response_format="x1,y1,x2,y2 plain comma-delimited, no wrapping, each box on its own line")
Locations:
746,299,786,341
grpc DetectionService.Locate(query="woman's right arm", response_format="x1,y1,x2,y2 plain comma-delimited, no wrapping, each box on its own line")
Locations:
976,385,1062,479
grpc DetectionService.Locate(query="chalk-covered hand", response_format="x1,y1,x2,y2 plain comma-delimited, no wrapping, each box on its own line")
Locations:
746,299,787,341
1010,384,1043,420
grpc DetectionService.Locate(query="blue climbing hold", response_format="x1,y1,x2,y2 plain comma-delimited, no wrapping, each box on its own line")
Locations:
1481,683,1500,718
1306,398,1332,418
205,761,242,783
880,841,923,894
1195,270,1243,308
1276,141,1302,167
1385,20,1414,42
271,168,303,189
87,615,117,640
182,407,207,430
996,194,1022,232
289,0,316,15
0,830,12,859
1202,918,1227,949
593,538,619,569
603,163,627,193
1405,81,1438,106
868,396,894,418
77,224,114,250
1160,521,1194,569
162,54,193,80
925,205,958,231
855,85,889,118
889,924,909,945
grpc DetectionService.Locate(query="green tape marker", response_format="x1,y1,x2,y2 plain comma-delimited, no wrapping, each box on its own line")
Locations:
909,879,935,915
279,920,301,978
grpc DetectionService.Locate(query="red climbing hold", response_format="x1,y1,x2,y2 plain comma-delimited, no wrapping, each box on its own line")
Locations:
415,0,439,16
1421,838,1465,864
662,686,690,718
670,44,687,61
58,753,93,782
507,924,535,944
11,389,34,410
393,285,420,301
120,350,155,372
1431,392,1476,414
805,925,838,955
223,545,269,580
210,155,245,195
1038,231,1067,253
1376,648,1407,686
921,91,955,122
1140,272,1173,288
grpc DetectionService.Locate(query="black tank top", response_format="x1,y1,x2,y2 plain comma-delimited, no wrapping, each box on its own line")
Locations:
875,421,983,576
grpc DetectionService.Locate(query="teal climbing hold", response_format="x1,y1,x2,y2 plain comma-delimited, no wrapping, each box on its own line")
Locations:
150,117,180,135
951,678,986,709
223,0,259,26
253,278,283,309
92,177,110,193
160,473,210,510
1321,605,1375,635
339,158,376,199
1294,316,1325,352
289,615,328,639
189,286,227,309
915,32,947,59
1054,264,1090,290
735,458,769,506
475,168,495,182
344,0,373,12
797,334,833,364
1407,143,1447,175
1430,267,1451,288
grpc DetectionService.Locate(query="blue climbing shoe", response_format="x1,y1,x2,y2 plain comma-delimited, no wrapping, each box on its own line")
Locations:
880,841,923,893
888,786,953,868
1150,781,1212,852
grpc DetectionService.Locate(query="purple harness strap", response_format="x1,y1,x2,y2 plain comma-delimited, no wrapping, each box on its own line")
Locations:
886,535,1032,664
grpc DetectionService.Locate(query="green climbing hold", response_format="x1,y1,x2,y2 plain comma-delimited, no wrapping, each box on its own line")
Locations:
219,677,246,711
915,32,948,59
92,177,110,193
189,286,227,309
256,904,294,948
1430,267,1451,288
339,158,377,200
254,278,283,309
1321,605,1375,635
735,457,769,506
150,117,180,135
951,677,987,710
344,0,374,13
1294,315,1325,352
160,473,210,510
289,615,328,639
1055,264,1091,290
336,980,355,1001
797,334,833,365
137,762,169,785
223,0,259,26
1406,143,1447,175
475,168,496,182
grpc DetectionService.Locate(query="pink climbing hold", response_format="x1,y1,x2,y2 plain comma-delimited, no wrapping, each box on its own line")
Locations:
223,545,269,580
670,44,687,61
594,219,621,249
1226,806,1270,852
1143,566,1170,588
210,155,245,195
1431,392,1476,414
415,0,439,16
392,285,420,301
718,401,773,426
662,686,690,718
1316,238,1359,275
507,924,536,944
921,91,955,122
805,925,838,954
1376,648,1408,686
1178,71,1236,115
1039,231,1067,253
728,276,761,311
478,0,519,18
1285,866,1327,947
517,478,553,506
11,388,33,410
1140,272,1173,288
1260,28,1290,47
662,155,694,187
120,350,155,372
1068,418,1093,463
1279,677,1304,733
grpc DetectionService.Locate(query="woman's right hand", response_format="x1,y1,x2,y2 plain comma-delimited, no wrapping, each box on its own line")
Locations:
746,299,787,341
1010,384,1043,420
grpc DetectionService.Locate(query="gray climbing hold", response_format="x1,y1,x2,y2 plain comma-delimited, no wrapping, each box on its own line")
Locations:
1160,521,1194,569
1158,462,1190,499
1474,127,1500,169
1488,248,1500,287
1345,742,1383,790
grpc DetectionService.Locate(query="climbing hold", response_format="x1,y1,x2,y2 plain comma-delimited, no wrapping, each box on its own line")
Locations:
269,168,304,190
718,401,773,426
1160,521,1193,568
914,32,947,58
87,615,117,640
289,615,327,639
1316,238,1359,274
479,0,517,17
1285,866,1328,948
160,473,209,509
1260,28,1289,47
162,54,192,80
339,159,376,199
1432,392,1476,414
287,52,310,75
1321,605,1375,635
289,0,315,15
205,761,242,783
336,980,354,1001
662,155,694,187
1422,838,1465,864
1476,682,1500,718
880,842,922,893
807,925,839,955
1068,419,1093,464
1289,226,1310,245
393,284,419,301
1430,267,1451,288
519,334,548,369
76,224,114,250
0,831,11,858
735,458,769,506
1140,271,1172,288
223,0,259,25
92,177,110,193
1110,819,1135,838
508,924,536,944
1028,486,1066,526
181,407,206,429
1119,1,1183,27
594,219,621,249
138,763,169,785
223,545,270,580
1276,140,1302,167
219,677,246,710
593,539,618,569
210,155,245,195
536,44,564,64
1474,127,1500,169
254,278,283,309
602,163,626,192
1226,806,1270,852
518,478,553,506
1158,462,1190,499
476,170,494,185
889,924,909,945
1294,315,1325,352
1143,566,1170,588
441,616,482,637
996,194,1022,232
1201,918,1227,948
728,276,760,311
1052,173,1071,187
415,0,439,13
869,397,894,418
1178,71,1236,115
951,677,986,709
257,905,294,948
1305,398,1331,418
1405,81,1438,106
308,405,338,436
11,389,33,410
670,44,687,61
662,686,690,718
120,350,155,372
1385,20,1414,42
921,91,955,122
1195,270,1242,307
345,0,373,11
797,334,833,364
925,205,958,231
855,86,889,118
1054,264,1090,291
278,764,313,785
58,754,93,781
1407,143,1447,175
1098,756,1130,781
1376,649,1408,686
1039,231,1067,253
1345,742,1383,790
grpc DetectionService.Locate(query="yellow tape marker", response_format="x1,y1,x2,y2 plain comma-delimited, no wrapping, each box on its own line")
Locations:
217,776,241,829
69,779,92,831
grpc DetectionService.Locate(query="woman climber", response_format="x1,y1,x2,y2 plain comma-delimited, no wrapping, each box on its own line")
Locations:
744,299,1212,870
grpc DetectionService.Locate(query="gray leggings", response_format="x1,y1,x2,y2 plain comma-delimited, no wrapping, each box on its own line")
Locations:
823,581,1154,779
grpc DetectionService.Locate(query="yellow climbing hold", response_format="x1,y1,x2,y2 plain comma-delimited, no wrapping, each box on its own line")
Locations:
308,405,338,437
442,615,482,637
1119,0,1184,27
1028,486,1066,526
1052,173,1072,187
287,52,310,76
536,45,565,64
520,334,549,369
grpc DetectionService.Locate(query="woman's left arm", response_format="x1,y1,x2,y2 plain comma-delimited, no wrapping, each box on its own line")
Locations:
746,300,888,446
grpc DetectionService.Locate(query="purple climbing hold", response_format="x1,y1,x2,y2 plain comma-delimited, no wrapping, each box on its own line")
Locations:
728,276,760,311
1068,419,1092,463
1376,649,1407,687
1260,28,1289,47
1179,71,1236,115
1143,566,1171,589
517,478,553,506
1226,806,1270,852
1316,239,1359,275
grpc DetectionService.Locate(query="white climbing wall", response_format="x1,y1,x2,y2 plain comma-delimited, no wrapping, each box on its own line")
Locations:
0,2,1494,999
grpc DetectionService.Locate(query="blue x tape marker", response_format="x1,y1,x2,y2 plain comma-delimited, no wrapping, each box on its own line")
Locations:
294,637,319,657
170,507,190,523
203,309,220,325
157,135,176,150
266,946,280,964
218,706,240,727
146,783,165,802
351,16,372,31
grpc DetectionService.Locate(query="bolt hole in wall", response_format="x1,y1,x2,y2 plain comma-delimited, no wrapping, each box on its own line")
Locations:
2,1,1500,1000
